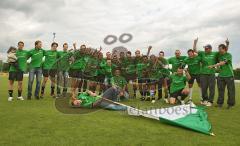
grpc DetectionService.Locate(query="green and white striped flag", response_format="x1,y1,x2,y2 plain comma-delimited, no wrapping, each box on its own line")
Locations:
127,103,214,136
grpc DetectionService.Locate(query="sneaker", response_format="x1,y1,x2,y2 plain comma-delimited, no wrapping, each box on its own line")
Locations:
164,98,169,104
186,100,192,104
35,96,40,100
205,102,212,107
145,97,151,101
140,97,145,101
201,100,208,105
227,105,233,109
180,100,185,105
17,96,24,100
8,97,13,101
40,94,44,99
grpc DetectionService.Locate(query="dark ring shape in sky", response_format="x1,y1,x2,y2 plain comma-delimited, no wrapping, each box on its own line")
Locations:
104,35,117,45
119,33,133,43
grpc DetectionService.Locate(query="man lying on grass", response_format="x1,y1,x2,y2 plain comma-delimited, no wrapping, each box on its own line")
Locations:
71,87,128,110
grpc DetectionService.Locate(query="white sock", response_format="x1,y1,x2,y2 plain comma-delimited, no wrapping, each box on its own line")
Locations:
199,88,203,100
189,88,193,100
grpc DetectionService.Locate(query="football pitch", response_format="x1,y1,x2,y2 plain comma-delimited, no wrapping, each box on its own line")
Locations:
0,76,239,146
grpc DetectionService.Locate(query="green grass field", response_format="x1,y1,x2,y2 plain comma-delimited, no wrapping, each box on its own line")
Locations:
0,76,239,146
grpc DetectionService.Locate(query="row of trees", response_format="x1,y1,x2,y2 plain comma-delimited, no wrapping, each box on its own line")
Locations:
1,61,240,79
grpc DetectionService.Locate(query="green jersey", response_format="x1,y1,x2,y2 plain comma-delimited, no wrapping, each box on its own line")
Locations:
168,56,187,73
98,59,107,75
184,56,201,75
218,52,234,77
84,57,99,76
43,50,58,70
136,61,149,78
103,64,116,78
28,48,45,69
9,50,28,72
111,76,127,88
77,92,101,108
70,51,85,70
123,57,135,75
149,61,165,79
170,74,187,94
57,51,71,71
198,51,218,75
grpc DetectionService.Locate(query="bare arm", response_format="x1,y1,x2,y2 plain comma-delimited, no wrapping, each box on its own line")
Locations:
73,42,77,50
225,38,229,52
146,46,152,57
193,37,198,53
208,61,226,68
86,90,97,97
184,69,191,81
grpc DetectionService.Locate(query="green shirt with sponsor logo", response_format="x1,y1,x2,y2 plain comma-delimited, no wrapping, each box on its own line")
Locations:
57,51,71,71
84,57,99,77
70,51,86,70
43,50,58,69
9,50,28,72
122,57,135,75
111,75,127,88
198,51,218,75
136,61,149,78
184,56,201,75
28,48,45,69
218,52,234,77
170,74,187,94
168,56,187,73
103,64,116,78
77,92,101,108
98,59,107,75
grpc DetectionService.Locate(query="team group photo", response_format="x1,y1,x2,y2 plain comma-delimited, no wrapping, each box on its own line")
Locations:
0,0,239,145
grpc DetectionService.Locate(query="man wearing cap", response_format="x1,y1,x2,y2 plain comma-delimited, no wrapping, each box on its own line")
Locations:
193,38,218,106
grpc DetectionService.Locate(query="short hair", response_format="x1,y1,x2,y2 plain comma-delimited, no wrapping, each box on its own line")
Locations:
219,44,227,50
51,42,58,47
127,51,131,55
18,41,24,45
63,43,68,47
187,49,194,53
159,51,164,55
35,40,41,46
175,49,180,52
142,55,148,58
115,67,121,71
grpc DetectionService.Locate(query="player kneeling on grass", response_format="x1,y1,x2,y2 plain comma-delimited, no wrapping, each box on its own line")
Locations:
169,68,191,105
71,88,127,110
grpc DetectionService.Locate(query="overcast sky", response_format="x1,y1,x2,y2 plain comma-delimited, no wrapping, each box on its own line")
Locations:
0,0,240,67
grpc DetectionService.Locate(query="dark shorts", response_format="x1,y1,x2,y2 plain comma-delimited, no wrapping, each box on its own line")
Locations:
125,74,137,82
43,69,57,77
68,69,83,78
170,89,188,99
138,78,150,84
97,74,105,83
188,74,200,84
149,79,158,84
82,73,95,81
9,71,24,81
